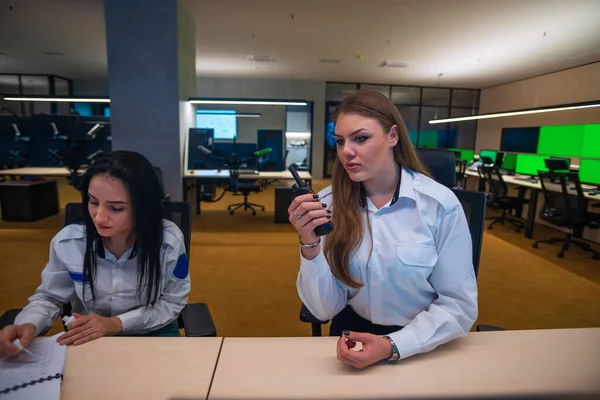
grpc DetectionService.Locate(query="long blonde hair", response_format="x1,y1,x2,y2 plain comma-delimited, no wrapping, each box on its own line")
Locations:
324,90,430,288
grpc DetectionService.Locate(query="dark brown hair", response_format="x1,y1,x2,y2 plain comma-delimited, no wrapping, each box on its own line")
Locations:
324,90,430,288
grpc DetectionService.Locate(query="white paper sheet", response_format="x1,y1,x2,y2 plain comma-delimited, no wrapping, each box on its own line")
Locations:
0,333,67,400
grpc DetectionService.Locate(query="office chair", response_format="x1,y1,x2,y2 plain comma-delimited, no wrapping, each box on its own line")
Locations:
455,159,468,189
0,202,218,337
479,164,525,232
299,188,503,335
227,162,264,215
415,148,457,188
154,166,170,202
532,172,600,260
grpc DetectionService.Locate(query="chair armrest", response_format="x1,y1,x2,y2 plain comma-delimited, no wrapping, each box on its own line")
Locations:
299,303,329,324
179,303,217,337
0,308,23,330
476,324,506,332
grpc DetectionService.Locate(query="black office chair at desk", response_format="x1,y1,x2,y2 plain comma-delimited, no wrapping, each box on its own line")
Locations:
299,188,503,335
479,164,526,233
227,161,264,216
0,201,218,337
532,172,600,260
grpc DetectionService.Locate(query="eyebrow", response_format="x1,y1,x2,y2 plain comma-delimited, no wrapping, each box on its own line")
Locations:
334,128,368,138
88,193,128,205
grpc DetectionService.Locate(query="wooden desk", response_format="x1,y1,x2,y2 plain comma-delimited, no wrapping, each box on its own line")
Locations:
209,329,600,400
61,337,223,400
1,167,85,177
183,169,313,214
184,169,312,181
465,170,600,239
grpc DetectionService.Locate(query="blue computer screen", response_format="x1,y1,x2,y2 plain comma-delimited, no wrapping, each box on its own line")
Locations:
196,110,237,140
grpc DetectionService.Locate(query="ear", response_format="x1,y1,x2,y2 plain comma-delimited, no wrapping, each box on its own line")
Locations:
388,125,400,147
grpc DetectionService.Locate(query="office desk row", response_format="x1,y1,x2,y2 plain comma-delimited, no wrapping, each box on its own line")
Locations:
0,167,313,183
465,170,600,239
58,328,600,400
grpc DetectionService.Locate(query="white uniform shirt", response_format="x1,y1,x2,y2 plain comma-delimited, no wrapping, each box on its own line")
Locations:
15,219,191,336
297,167,478,359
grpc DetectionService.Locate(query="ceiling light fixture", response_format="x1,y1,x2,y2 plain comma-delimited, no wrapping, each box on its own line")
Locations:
189,99,307,106
3,96,110,103
429,100,600,124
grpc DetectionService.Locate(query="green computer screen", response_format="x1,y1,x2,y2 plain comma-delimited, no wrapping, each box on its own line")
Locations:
538,125,585,157
449,148,475,162
418,130,438,148
501,153,517,171
479,149,498,161
461,149,475,162
579,159,600,185
581,124,600,158
515,154,549,176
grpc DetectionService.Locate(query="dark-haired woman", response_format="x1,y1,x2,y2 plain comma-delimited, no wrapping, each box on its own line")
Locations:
289,90,477,368
0,151,190,356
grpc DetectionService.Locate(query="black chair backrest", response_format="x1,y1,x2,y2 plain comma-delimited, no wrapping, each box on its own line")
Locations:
538,172,587,226
451,189,486,278
161,201,192,256
416,148,456,188
63,201,191,256
479,165,509,202
544,158,569,173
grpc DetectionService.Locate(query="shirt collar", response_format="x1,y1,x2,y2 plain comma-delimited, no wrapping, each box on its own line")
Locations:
360,167,416,209
96,238,137,260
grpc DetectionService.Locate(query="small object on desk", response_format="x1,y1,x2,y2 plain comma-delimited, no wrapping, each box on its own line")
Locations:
11,339,36,358
62,315,76,327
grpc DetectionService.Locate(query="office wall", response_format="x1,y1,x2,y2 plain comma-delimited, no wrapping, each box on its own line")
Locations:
476,62,600,159
71,79,110,97
196,77,326,178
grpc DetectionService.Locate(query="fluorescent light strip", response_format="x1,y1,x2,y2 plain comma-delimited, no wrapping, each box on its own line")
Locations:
190,100,307,106
3,97,110,103
429,103,600,124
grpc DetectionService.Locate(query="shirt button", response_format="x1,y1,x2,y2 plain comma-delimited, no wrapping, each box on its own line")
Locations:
413,180,420,186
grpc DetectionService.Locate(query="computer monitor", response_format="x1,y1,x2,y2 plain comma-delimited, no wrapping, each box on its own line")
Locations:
479,149,498,162
187,128,214,170
211,142,258,170
461,149,475,163
578,159,600,186
500,127,540,153
501,153,517,172
495,152,505,167
515,154,548,177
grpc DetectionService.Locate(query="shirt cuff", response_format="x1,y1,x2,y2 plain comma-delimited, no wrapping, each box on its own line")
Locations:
117,308,143,334
299,249,330,276
14,312,51,337
388,326,423,360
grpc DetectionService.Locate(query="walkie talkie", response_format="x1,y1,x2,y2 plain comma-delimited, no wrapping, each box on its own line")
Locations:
288,163,334,236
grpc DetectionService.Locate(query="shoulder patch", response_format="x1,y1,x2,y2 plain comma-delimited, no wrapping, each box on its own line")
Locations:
173,253,189,280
